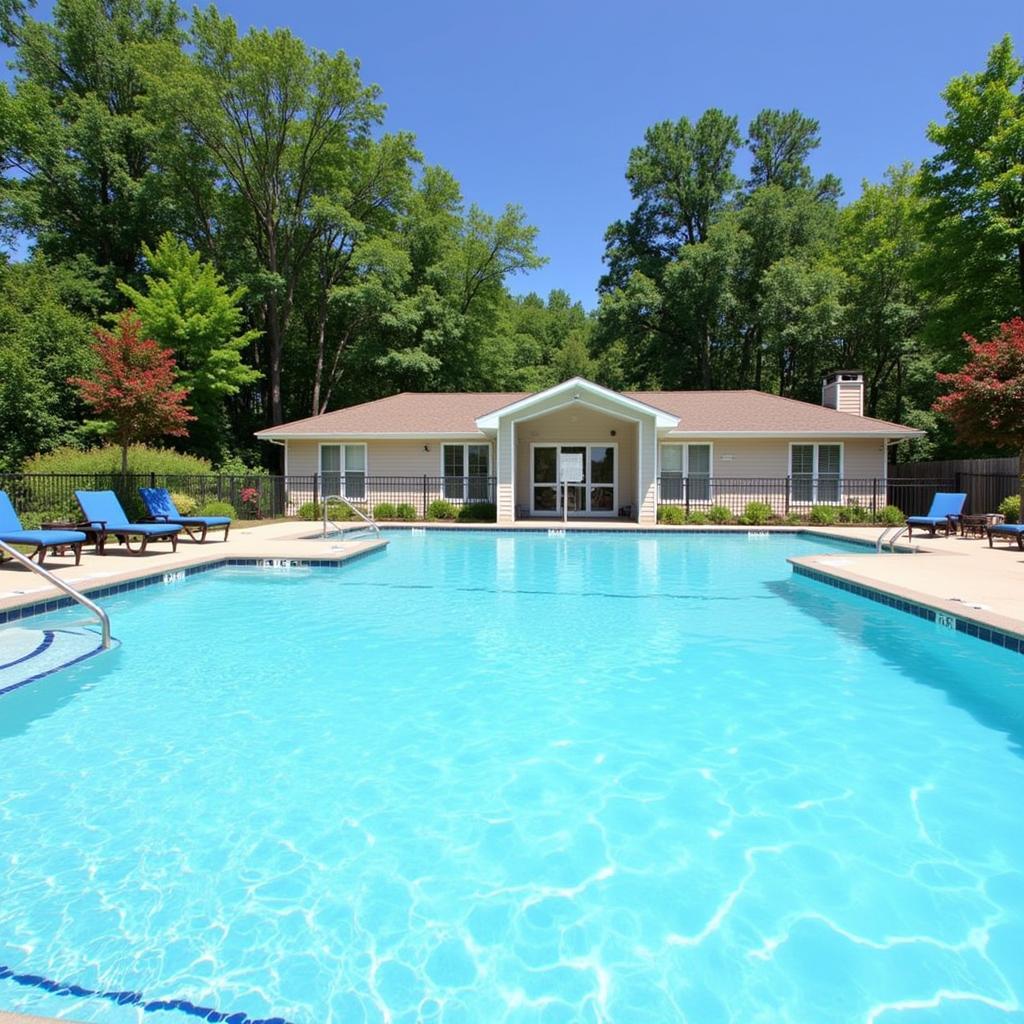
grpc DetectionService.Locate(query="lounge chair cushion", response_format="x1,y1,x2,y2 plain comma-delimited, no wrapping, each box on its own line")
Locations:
75,490,180,536
990,523,1024,535
0,492,87,549
905,515,952,526
0,529,87,548
168,515,231,527
139,487,230,528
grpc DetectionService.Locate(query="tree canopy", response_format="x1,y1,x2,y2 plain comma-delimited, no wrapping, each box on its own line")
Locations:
1,6,1022,469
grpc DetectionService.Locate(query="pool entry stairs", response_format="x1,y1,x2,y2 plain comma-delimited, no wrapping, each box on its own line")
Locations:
0,623,110,695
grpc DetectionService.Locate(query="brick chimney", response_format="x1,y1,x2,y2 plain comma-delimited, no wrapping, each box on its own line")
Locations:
822,370,864,416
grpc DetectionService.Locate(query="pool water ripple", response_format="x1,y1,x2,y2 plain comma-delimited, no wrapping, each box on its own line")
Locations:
1,531,1023,1023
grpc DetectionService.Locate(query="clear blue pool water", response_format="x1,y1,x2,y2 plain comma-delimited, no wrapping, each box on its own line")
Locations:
1,531,1023,1024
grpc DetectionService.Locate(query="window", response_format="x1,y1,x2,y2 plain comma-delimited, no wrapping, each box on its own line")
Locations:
443,443,491,501
790,443,842,503
659,443,713,502
320,443,366,500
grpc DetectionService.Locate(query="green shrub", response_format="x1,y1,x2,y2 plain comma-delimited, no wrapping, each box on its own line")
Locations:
879,504,904,525
23,444,213,476
657,505,685,525
373,502,397,520
199,500,236,521
297,499,355,521
394,503,418,521
742,501,773,526
215,454,269,476
838,500,871,524
170,491,199,516
782,513,803,526
426,499,458,520
809,504,841,526
708,505,733,524
685,511,710,525
457,502,496,522
998,494,1020,524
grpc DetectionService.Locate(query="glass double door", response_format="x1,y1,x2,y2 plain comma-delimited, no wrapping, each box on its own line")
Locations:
532,444,616,515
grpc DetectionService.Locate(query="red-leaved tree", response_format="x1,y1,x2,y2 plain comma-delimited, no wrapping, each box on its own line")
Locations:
71,310,195,476
934,317,1024,509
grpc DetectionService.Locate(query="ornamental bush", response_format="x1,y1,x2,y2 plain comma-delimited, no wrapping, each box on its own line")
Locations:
457,502,496,522
170,491,199,516
685,511,710,525
879,504,905,525
200,500,236,520
657,505,685,525
394,503,418,521
742,501,772,526
708,505,733,524
372,502,397,520
809,504,840,526
426,499,458,520
838,500,871,524
22,444,213,476
998,494,1020,524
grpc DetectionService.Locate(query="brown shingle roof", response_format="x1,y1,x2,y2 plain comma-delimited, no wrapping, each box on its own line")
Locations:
627,390,920,435
256,388,920,437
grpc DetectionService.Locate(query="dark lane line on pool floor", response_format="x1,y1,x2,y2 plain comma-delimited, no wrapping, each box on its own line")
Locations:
319,580,778,600
0,965,296,1024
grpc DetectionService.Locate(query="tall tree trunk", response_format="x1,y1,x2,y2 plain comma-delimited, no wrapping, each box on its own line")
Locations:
266,298,284,426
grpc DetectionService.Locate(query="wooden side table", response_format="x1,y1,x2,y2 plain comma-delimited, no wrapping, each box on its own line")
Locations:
955,513,1005,538
43,521,106,554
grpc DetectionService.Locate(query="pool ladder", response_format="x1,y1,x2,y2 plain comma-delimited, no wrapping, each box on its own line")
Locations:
875,524,910,553
321,494,382,541
0,539,112,648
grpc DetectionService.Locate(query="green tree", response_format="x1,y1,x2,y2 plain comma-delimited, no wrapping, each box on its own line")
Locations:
145,8,385,425
837,165,928,419
0,0,184,295
918,35,1024,353
0,256,99,469
117,233,261,460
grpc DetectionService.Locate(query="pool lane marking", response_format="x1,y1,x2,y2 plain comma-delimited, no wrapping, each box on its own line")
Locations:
0,964,296,1024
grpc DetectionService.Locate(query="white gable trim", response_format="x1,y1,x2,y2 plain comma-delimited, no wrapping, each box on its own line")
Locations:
475,377,678,430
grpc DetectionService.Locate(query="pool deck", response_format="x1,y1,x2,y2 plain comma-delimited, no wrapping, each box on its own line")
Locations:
1,519,1023,639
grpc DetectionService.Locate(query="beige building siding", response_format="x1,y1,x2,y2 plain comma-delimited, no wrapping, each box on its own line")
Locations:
284,437,494,514
496,418,514,522
656,436,888,513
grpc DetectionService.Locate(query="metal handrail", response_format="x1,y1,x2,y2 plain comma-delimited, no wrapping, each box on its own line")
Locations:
0,539,112,648
321,494,382,540
875,524,911,553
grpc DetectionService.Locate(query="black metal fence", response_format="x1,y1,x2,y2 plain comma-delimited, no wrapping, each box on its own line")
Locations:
888,459,1020,515
0,472,497,524
655,477,956,518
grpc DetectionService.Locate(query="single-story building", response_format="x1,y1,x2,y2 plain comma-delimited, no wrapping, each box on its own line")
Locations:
255,372,924,524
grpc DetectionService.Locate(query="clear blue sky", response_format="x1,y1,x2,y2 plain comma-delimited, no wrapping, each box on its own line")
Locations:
7,1,1024,307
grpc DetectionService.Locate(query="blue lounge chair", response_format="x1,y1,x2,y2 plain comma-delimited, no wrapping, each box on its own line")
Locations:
75,490,181,555
988,522,1024,550
139,487,231,543
905,492,967,538
0,490,87,567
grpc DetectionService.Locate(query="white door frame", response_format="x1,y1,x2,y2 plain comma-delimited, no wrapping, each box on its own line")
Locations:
529,442,618,516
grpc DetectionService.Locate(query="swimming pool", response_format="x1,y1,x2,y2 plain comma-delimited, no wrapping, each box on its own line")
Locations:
1,531,1023,1023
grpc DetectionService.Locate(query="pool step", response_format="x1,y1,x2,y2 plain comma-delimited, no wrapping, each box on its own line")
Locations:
0,626,109,696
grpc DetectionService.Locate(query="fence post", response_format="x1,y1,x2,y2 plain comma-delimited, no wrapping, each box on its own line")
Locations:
422,475,428,517
312,472,319,508
784,477,790,515
871,479,877,518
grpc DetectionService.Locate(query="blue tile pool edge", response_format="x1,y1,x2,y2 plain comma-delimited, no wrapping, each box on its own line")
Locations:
0,546,386,628
790,562,1024,656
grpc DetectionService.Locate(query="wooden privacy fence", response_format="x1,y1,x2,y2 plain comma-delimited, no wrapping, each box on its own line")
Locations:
888,458,1021,514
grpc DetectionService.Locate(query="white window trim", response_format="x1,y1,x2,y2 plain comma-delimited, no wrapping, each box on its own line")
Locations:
440,442,493,502
318,441,368,499
529,442,618,517
788,442,844,504
658,442,714,501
